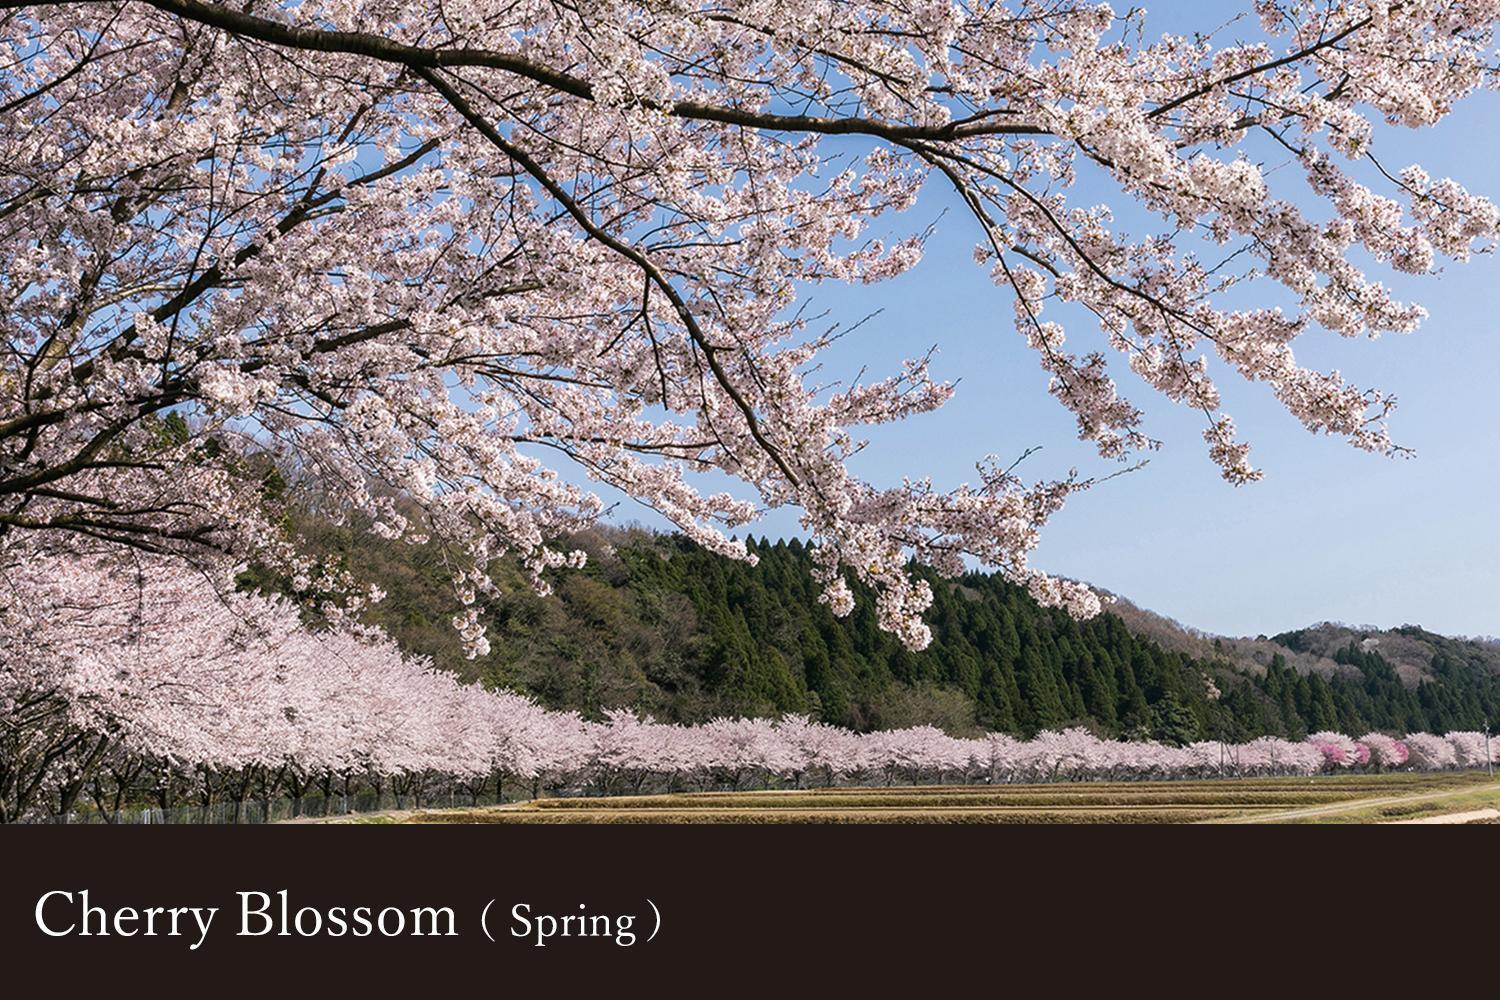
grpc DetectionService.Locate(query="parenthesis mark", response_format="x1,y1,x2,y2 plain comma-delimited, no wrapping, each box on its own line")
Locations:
646,898,661,943
481,899,495,943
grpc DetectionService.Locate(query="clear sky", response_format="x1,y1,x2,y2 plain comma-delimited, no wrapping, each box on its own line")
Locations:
596,2,1500,640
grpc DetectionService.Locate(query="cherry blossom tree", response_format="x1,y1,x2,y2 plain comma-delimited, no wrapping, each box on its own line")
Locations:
698,716,799,788
0,544,287,819
591,708,670,792
1359,732,1409,770
1232,736,1326,777
1401,732,1458,770
981,732,1023,783
1308,730,1363,769
6,2,1499,650
775,713,861,787
1444,731,1492,769
0,542,585,817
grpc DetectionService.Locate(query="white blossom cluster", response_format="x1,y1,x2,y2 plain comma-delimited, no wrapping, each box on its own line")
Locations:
3,1,1498,654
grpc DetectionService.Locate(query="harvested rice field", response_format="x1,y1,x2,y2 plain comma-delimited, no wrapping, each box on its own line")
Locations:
370,772,1500,825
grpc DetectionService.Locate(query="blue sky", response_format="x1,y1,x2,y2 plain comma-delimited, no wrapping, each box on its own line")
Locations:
595,3,1500,640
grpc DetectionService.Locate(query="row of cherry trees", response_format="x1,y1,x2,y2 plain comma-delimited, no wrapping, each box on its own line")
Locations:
3,550,1492,821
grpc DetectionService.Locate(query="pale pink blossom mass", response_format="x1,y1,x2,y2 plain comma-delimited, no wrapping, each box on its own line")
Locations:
1,551,1491,822
2,2,1498,653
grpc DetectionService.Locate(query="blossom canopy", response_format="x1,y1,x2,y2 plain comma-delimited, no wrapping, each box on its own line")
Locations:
3,0,1498,649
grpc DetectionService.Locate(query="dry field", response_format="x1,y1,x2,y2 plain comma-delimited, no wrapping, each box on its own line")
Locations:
376,772,1500,825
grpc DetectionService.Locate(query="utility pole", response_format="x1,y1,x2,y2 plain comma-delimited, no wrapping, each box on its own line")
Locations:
1486,719,1493,779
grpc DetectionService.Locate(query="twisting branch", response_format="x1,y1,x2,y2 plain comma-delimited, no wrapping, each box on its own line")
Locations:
412,64,804,489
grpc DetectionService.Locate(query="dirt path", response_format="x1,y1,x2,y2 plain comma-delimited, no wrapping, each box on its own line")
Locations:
1385,808,1500,825
1219,780,1500,824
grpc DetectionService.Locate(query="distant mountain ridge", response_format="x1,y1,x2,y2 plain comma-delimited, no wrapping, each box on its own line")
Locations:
1106,592,1500,688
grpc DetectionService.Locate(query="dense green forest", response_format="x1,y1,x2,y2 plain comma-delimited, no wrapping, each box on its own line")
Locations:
250,519,1500,744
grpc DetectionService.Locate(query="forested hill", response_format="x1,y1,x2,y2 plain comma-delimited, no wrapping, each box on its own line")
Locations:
257,524,1500,743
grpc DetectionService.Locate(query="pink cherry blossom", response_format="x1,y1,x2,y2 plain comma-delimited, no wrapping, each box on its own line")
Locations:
4,2,1499,651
